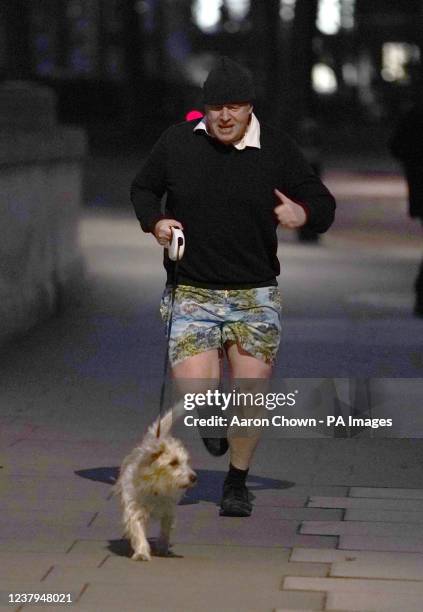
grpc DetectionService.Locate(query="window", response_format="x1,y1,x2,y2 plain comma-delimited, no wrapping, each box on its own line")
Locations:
66,0,99,76
317,0,341,35
279,0,296,23
382,43,420,83
192,0,222,33
312,63,338,94
30,0,59,76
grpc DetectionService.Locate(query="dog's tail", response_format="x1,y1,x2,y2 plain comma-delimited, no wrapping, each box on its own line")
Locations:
148,398,186,438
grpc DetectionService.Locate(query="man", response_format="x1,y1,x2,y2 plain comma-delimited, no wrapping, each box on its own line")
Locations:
131,57,336,517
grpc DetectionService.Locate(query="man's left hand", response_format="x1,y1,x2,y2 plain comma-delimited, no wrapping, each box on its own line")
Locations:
274,188,307,229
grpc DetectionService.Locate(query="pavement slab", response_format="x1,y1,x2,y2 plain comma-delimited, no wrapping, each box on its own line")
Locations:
0,551,108,568
283,575,423,594
290,547,423,564
0,522,124,542
0,495,111,513
69,564,299,612
308,495,423,511
0,475,110,502
3,440,119,476
271,591,325,611
0,538,76,554
66,539,122,556
330,559,423,580
300,519,423,537
253,485,349,502
349,487,423,499
0,564,48,583
275,508,344,521
326,591,423,611
0,508,97,528
339,534,423,553
344,508,423,522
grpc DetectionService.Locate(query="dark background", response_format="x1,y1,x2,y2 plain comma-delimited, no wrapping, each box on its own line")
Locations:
3,0,423,153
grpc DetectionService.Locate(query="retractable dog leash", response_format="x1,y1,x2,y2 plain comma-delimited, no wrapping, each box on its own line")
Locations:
156,227,185,438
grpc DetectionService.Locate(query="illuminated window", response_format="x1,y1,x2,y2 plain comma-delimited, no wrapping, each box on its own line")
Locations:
192,0,250,31
342,62,358,86
226,0,250,21
279,0,296,23
317,0,355,35
382,43,420,83
185,53,215,87
341,0,355,31
312,63,338,94
317,0,341,35
192,0,222,33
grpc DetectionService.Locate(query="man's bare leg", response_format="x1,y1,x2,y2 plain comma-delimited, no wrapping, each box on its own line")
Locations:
226,343,272,470
217,343,272,516
171,349,226,453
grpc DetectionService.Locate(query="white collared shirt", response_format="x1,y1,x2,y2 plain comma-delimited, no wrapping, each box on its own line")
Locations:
193,112,261,150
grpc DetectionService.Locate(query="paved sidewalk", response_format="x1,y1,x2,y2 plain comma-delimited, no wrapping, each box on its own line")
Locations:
1,174,423,610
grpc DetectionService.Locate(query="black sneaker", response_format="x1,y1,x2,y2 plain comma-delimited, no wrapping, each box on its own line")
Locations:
200,437,229,457
219,482,253,517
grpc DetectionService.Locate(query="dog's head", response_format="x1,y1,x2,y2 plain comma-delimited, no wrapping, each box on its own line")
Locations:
145,437,197,496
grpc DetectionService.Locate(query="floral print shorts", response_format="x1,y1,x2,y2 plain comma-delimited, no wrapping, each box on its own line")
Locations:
160,285,282,367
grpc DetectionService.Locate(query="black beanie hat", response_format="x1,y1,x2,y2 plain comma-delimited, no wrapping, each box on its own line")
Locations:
202,56,255,106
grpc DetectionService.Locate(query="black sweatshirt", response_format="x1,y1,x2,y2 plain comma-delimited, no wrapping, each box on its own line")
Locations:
131,120,336,289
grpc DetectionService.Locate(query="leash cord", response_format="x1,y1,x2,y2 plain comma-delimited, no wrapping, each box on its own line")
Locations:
156,239,182,437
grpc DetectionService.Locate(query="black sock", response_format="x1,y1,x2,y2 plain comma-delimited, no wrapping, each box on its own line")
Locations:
225,463,249,487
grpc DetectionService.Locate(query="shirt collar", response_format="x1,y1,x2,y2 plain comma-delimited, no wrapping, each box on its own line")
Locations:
193,112,261,150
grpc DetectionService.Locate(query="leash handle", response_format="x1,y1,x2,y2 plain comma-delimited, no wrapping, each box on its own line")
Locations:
168,228,185,261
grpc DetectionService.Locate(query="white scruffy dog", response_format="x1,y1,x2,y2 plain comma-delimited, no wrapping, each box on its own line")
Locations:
115,405,197,561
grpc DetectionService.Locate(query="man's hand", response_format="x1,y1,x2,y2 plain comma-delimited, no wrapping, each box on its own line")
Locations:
274,189,307,229
153,219,183,246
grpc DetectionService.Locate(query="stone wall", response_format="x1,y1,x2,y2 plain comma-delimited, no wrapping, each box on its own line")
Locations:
0,81,87,345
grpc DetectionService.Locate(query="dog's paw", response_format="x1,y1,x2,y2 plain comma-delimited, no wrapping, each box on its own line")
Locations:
131,548,151,562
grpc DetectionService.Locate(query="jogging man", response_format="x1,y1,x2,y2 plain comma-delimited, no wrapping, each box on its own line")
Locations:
131,57,336,516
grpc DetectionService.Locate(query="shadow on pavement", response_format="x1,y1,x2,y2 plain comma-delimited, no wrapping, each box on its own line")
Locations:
75,467,295,505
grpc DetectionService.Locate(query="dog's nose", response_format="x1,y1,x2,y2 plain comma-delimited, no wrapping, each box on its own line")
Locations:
189,473,197,483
